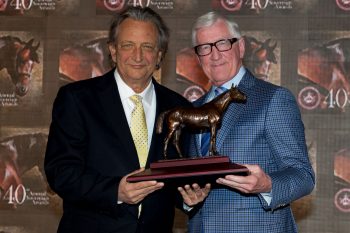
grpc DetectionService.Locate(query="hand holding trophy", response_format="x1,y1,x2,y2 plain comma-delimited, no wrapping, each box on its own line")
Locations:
127,86,249,184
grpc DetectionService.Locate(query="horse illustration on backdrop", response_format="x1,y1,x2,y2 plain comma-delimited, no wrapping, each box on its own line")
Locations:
156,86,246,158
0,133,47,204
0,36,40,96
0,141,21,200
59,37,112,83
243,36,277,82
298,38,350,94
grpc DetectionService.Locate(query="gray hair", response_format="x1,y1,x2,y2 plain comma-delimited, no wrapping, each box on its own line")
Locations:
108,6,170,62
191,12,242,46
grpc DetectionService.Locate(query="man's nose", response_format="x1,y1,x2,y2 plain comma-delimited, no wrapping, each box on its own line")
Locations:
132,46,143,62
210,46,222,60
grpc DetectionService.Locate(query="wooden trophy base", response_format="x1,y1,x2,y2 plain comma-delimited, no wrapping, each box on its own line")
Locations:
126,156,249,185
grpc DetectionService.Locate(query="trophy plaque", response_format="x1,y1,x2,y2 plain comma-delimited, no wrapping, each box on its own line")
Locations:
127,86,249,184
126,155,249,185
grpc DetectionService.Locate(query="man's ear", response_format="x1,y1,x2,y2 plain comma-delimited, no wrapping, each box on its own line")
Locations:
156,51,163,69
108,43,117,63
157,51,163,63
238,37,245,59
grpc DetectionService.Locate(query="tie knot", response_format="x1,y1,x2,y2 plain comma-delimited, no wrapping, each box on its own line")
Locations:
130,95,143,105
214,86,227,96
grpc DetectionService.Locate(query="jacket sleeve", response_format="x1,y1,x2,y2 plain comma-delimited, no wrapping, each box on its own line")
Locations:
44,86,121,211
260,87,315,210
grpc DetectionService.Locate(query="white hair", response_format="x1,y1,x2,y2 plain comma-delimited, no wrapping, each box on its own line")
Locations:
191,12,242,46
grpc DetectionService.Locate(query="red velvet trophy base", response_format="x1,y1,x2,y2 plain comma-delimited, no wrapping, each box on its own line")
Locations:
126,156,249,184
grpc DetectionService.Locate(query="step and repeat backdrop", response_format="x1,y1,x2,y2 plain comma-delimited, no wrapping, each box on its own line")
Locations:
0,0,350,232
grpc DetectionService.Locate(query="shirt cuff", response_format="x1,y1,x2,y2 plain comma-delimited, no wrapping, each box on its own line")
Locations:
260,191,272,206
183,202,193,212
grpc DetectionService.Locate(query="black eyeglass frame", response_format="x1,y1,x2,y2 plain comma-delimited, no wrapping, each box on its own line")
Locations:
194,38,239,56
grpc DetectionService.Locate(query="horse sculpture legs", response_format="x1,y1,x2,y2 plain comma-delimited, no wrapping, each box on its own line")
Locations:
208,124,219,156
173,129,182,158
163,128,173,159
163,125,183,159
164,123,220,158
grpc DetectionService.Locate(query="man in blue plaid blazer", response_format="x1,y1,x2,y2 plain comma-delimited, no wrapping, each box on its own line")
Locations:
187,12,315,233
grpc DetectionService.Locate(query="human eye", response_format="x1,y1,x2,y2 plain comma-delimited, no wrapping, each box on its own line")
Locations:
201,44,211,50
216,39,230,46
199,44,211,53
141,44,156,52
216,39,231,50
119,43,135,50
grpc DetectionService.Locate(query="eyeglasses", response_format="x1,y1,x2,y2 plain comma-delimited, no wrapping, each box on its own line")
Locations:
194,38,238,56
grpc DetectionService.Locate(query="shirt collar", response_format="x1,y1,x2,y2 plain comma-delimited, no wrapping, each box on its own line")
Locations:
213,66,246,90
210,66,246,95
206,66,246,101
114,69,154,106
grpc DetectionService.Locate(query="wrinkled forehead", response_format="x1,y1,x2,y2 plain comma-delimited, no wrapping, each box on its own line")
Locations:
117,19,159,44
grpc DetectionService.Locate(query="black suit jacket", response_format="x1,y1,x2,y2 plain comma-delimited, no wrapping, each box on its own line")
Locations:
45,69,191,233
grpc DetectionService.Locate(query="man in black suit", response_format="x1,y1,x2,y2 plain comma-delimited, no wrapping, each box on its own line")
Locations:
45,7,210,233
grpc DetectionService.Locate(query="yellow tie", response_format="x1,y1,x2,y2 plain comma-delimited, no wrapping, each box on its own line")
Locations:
130,95,148,217
130,95,148,167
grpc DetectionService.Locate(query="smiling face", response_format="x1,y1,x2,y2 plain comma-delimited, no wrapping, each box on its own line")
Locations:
108,18,162,92
195,19,245,86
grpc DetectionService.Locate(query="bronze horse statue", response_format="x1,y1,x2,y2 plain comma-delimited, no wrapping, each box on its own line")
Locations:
0,36,40,96
156,86,247,158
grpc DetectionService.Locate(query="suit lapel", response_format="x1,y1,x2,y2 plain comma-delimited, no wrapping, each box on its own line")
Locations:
96,69,140,168
216,71,256,152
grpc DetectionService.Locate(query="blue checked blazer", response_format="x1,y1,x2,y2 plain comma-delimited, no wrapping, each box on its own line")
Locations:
187,70,315,233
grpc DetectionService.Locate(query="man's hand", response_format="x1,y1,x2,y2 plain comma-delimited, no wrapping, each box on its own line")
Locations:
118,168,164,204
216,164,272,193
178,183,211,207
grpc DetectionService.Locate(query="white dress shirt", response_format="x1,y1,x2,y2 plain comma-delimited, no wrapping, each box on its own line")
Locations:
114,70,156,150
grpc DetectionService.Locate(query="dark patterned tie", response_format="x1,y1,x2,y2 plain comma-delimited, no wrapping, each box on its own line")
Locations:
200,86,228,156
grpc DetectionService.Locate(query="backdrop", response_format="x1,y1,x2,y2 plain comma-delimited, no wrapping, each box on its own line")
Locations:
0,1,349,232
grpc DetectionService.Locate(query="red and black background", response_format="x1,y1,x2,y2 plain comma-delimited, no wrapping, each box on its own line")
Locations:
1,0,350,232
